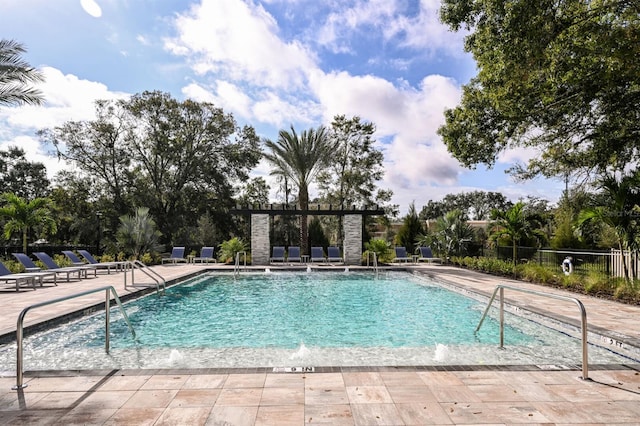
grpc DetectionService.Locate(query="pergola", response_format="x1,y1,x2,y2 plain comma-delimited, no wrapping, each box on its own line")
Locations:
230,204,385,265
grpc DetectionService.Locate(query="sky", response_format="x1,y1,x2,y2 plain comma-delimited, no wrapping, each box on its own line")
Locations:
0,0,565,216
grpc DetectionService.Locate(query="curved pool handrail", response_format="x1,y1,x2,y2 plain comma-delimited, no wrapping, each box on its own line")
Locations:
476,284,589,380
13,285,136,390
124,260,166,293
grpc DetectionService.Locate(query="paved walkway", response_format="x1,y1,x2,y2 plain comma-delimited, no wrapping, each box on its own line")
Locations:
1,263,639,425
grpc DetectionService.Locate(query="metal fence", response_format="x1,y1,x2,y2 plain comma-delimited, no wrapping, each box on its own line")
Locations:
496,246,612,276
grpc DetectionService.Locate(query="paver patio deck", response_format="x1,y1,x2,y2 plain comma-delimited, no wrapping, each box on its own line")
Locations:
1,262,639,424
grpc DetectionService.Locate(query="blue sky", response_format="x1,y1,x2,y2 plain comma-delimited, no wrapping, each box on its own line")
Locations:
0,0,564,215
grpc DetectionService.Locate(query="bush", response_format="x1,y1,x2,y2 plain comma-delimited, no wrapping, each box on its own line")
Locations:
520,263,556,284
218,237,249,264
364,238,392,263
583,271,613,295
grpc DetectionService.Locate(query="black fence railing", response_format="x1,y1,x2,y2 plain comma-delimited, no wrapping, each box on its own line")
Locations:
495,246,611,275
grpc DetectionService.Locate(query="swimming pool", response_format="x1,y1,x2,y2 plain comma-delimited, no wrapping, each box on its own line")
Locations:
0,271,633,370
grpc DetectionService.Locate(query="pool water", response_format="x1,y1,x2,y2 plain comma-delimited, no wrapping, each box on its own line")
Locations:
0,272,633,370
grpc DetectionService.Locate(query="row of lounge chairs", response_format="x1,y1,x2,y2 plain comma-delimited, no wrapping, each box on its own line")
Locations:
0,250,127,292
270,246,343,263
393,246,441,263
161,247,217,264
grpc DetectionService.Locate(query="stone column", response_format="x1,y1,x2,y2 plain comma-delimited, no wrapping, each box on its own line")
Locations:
251,214,270,265
343,215,362,265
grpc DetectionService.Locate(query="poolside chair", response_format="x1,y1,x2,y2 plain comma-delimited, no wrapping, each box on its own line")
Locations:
287,246,301,263
270,246,285,263
327,246,343,263
417,246,442,264
194,246,216,264
34,252,96,280
78,250,127,274
162,246,187,264
0,262,39,291
393,247,412,263
310,247,325,263
12,253,42,273
62,250,89,266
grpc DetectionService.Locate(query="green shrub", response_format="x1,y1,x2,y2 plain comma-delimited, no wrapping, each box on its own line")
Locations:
140,252,154,265
364,238,392,263
519,263,555,284
583,271,613,294
218,237,249,264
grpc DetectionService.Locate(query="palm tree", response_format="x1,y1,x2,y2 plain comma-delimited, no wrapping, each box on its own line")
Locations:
419,209,474,260
116,207,163,258
0,193,57,253
577,173,640,282
263,125,334,254
0,39,45,107
490,201,545,267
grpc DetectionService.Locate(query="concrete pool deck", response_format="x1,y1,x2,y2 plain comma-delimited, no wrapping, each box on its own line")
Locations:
1,263,639,424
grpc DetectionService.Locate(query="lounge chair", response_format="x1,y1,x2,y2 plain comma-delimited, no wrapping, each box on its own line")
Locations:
12,253,42,272
162,246,187,264
78,250,127,274
327,246,343,263
393,247,412,263
310,247,325,263
417,246,442,264
33,252,96,280
62,250,90,266
194,246,216,264
287,246,301,263
0,262,39,291
270,246,285,263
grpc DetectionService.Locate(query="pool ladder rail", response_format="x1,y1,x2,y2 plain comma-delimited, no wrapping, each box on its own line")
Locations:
365,250,379,275
234,251,247,277
123,260,166,294
476,284,589,380
12,286,136,390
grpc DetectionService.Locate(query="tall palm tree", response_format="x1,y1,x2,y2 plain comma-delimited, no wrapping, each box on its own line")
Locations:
0,39,44,107
263,125,334,254
0,193,57,253
490,201,545,267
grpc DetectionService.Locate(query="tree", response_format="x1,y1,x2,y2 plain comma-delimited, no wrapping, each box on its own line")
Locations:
0,193,56,253
116,207,163,258
0,39,44,107
419,209,474,260
490,202,546,267
42,91,262,244
317,115,394,244
394,202,424,251
438,0,640,180
263,125,335,254
420,191,511,220
0,146,50,199
237,177,270,206
577,172,640,281
40,99,135,218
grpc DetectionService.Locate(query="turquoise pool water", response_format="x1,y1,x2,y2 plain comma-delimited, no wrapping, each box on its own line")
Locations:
0,271,632,370
108,271,530,348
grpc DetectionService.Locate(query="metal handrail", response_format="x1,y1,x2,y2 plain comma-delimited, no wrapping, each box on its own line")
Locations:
234,251,247,276
476,284,589,380
365,251,378,274
124,260,166,293
13,286,136,390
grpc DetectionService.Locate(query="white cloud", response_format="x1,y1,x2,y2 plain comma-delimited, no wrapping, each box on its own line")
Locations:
80,0,102,18
165,0,316,89
0,67,129,181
